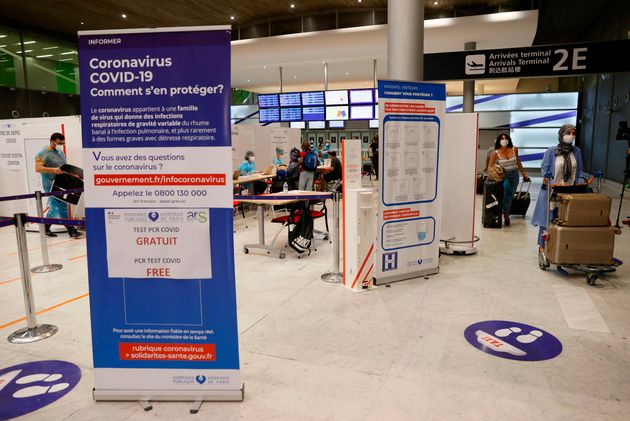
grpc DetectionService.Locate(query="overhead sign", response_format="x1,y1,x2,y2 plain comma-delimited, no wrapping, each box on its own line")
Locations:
0,360,81,420
424,39,630,81
374,80,446,285
79,26,242,402
464,320,562,361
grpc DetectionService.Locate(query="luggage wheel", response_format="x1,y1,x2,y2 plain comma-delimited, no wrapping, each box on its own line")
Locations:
243,247,249,254
279,252,286,259
586,273,598,285
556,266,569,277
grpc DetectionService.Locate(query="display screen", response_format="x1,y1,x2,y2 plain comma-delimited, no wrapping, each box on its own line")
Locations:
308,121,326,129
350,105,374,120
329,121,345,128
302,106,325,121
279,92,302,107
326,105,349,120
280,107,302,121
374,88,378,102
258,94,279,108
301,91,325,106
259,108,280,123
325,90,349,105
369,119,379,128
350,89,373,104
374,105,379,119
290,121,306,129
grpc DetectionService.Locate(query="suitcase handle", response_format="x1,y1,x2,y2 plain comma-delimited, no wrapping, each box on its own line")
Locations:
515,179,531,198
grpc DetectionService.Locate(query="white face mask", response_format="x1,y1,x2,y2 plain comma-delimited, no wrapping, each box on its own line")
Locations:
500,139,509,147
249,156,255,162
562,135,575,144
55,143,64,152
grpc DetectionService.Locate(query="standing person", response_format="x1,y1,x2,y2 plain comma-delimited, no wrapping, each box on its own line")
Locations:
35,132,81,238
370,135,379,180
487,134,529,226
298,141,317,191
532,124,583,251
321,140,331,161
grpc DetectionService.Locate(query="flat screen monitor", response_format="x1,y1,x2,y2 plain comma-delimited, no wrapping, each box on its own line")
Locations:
326,105,349,120
350,105,374,120
308,121,326,129
279,92,301,107
329,121,345,129
301,91,325,106
280,107,302,121
325,90,349,105
259,108,280,123
350,89,373,104
258,93,279,108
369,119,379,128
290,121,306,129
302,106,325,121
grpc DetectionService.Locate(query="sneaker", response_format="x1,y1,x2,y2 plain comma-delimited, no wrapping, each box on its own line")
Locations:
46,231,57,238
68,229,82,238
504,213,510,226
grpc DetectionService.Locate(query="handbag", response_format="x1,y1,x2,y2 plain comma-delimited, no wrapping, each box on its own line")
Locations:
487,164,505,182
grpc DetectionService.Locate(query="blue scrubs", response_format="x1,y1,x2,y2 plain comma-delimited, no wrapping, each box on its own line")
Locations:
36,147,68,219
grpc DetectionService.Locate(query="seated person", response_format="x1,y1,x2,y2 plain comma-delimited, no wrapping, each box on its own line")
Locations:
273,148,285,166
323,150,342,183
238,150,266,194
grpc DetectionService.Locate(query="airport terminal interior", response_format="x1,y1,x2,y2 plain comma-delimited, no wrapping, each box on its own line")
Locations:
0,1,629,420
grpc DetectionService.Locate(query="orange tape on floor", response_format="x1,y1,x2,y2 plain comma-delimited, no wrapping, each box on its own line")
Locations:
0,292,89,330
68,253,87,261
7,238,77,256
0,273,38,286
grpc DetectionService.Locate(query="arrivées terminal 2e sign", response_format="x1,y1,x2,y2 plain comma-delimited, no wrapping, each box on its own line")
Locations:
424,39,630,81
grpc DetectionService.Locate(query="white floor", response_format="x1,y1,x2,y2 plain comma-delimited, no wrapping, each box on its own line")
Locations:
0,180,629,420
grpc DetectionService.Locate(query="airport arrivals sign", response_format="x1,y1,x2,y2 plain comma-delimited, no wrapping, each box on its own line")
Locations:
78,26,242,402
424,39,630,81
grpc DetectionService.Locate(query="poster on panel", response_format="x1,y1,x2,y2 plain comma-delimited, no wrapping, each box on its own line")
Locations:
374,80,446,285
78,26,242,401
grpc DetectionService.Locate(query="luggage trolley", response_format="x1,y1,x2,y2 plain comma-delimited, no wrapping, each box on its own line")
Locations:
538,172,621,285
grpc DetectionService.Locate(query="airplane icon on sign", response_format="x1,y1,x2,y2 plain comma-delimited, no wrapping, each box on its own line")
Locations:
467,61,484,68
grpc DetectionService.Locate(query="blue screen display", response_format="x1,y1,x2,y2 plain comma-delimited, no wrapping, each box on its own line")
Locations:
280,107,302,121
260,108,280,122
303,106,325,121
258,94,279,108
279,93,302,107
302,91,325,106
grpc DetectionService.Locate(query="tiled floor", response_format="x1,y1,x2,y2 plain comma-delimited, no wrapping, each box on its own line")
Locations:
0,180,628,420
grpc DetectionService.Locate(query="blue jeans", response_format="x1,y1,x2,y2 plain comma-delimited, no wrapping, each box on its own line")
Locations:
502,169,519,214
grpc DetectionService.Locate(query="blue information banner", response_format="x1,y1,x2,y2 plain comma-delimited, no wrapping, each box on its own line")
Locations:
78,27,242,401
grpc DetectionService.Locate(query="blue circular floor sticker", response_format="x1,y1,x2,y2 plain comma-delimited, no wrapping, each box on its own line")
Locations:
0,360,81,420
464,320,562,361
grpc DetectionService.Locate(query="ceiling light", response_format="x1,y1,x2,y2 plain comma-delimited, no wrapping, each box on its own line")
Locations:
0,35,7,38
293,75,297,78
60,51,76,55
80,22,85,25
59,58,74,61
23,49,33,53
345,72,349,75
230,16,235,20
121,13,127,19
290,4,295,9
0,45,7,48
36,54,53,58
23,41,36,45
433,1,439,4
263,65,267,69
246,79,250,82
43,46,58,50
358,0,362,2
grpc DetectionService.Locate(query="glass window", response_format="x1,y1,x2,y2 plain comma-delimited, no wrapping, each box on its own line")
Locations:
0,26,25,89
22,31,79,94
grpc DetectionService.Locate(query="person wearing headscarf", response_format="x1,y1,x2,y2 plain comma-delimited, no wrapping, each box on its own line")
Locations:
531,124,583,250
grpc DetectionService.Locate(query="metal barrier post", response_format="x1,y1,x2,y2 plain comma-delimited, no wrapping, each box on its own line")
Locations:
8,213,58,344
321,191,343,283
31,191,63,273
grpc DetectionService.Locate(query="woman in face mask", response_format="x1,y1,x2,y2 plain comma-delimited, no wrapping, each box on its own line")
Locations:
531,124,584,251
487,133,529,226
238,150,256,175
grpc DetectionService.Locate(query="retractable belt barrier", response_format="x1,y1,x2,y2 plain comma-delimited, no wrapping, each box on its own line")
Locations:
0,188,84,202
234,193,333,201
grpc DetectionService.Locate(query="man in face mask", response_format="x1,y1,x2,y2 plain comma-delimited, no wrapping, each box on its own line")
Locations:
35,133,82,238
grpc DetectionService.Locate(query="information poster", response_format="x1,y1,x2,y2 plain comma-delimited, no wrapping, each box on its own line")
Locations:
79,26,242,401
0,123,24,170
374,80,446,285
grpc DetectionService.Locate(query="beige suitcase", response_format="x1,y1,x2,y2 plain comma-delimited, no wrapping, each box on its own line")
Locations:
557,193,611,227
546,225,614,265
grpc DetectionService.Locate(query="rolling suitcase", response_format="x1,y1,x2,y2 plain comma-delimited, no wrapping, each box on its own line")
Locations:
509,180,531,217
482,180,503,228
476,172,485,195
556,193,611,227
546,224,615,265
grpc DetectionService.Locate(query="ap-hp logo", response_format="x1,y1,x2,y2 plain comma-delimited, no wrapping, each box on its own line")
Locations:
382,252,398,272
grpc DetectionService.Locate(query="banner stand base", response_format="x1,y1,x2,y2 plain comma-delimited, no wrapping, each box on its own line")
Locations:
93,385,244,403
373,267,439,286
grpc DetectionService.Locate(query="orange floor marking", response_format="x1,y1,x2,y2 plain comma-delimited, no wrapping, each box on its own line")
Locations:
68,253,87,261
0,293,89,330
8,238,77,256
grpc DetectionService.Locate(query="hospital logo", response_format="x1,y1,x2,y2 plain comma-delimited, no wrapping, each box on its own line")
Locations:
465,54,486,75
382,252,398,272
195,375,206,385
148,211,160,222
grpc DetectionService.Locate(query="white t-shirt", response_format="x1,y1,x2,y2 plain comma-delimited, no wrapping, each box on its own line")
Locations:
553,153,577,186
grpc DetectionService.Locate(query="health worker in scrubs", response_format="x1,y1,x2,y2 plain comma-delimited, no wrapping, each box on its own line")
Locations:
35,133,82,238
